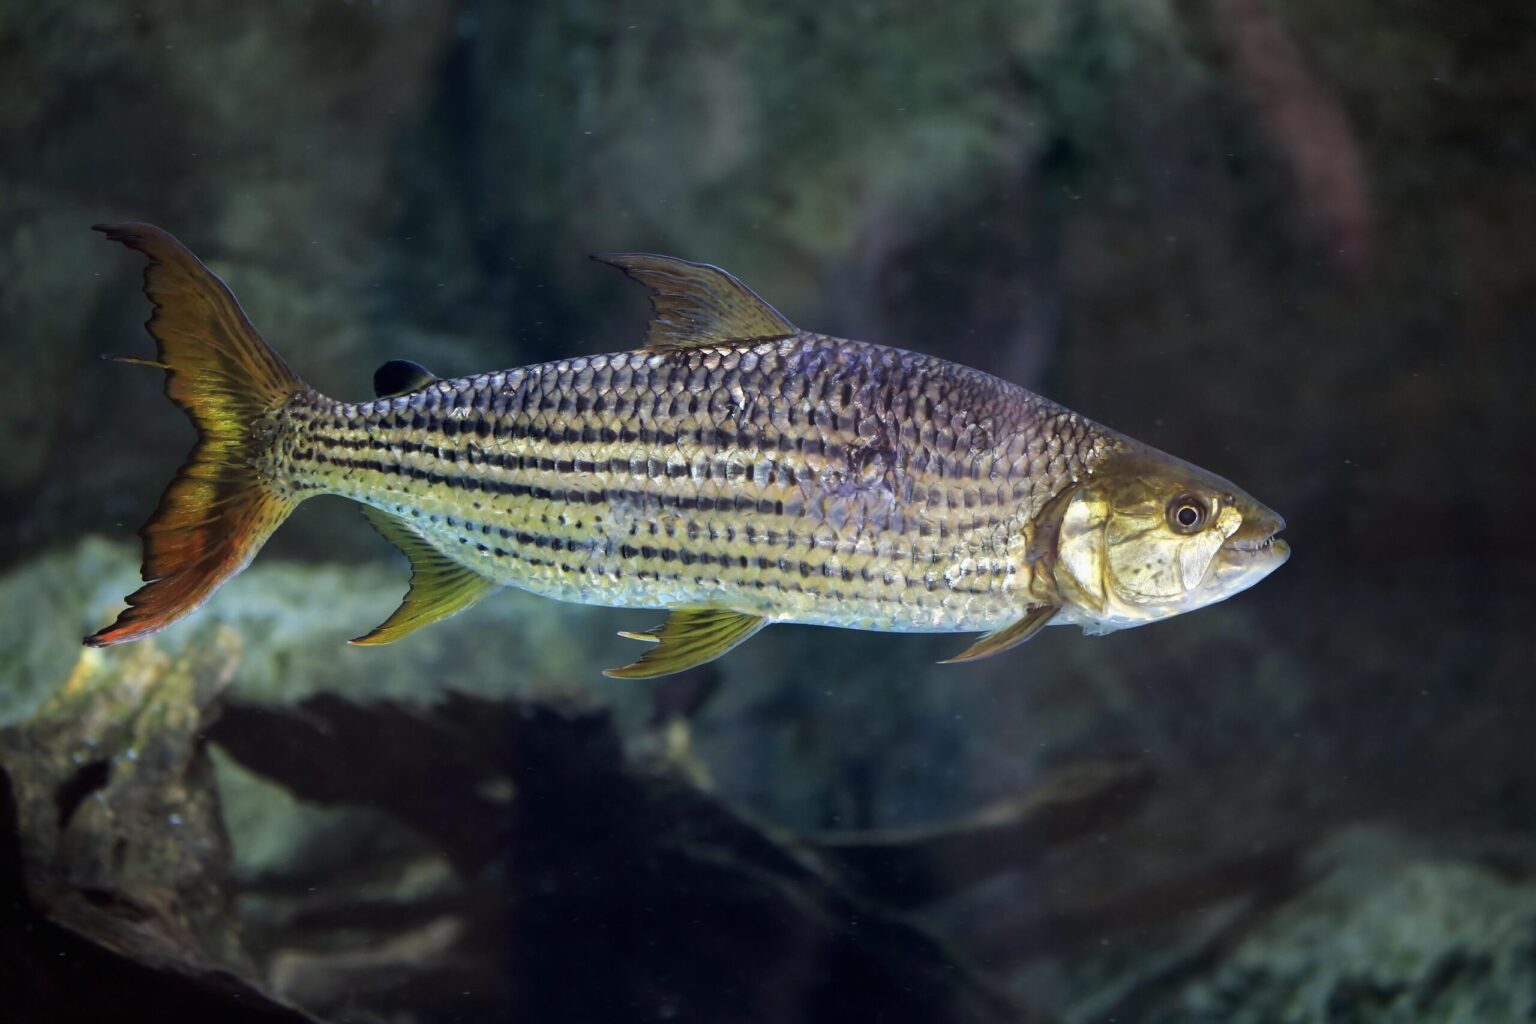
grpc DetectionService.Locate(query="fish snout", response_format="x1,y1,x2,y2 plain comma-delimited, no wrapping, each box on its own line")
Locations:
1223,494,1287,554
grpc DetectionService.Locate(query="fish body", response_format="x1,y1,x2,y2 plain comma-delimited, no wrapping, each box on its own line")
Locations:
275,337,1113,633
86,225,1289,676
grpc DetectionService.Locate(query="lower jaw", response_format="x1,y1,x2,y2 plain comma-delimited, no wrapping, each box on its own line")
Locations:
1215,550,1289,587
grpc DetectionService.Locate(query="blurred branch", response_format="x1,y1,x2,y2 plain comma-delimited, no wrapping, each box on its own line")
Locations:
1212,0,1372,273
214,690,1036,1023
808,757,1155,908
972,841,1308,966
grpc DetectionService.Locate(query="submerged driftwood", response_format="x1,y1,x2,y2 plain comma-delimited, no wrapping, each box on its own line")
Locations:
0,634,315,1023
20,624,1373,1024
3,634,1141,1023
807,757,1155,909
12,627,1467,1024
211,691,1035,1023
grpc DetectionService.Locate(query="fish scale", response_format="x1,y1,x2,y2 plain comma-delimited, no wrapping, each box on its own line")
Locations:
275,334,1119,632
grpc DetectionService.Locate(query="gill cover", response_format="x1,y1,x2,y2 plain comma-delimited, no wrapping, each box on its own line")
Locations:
1055,484,1109,614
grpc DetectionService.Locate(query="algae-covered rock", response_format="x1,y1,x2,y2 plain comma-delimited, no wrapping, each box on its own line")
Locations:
1160,829,1536,1024
0,626,313,1021
1030,826,1536,1024
0,630,246,972
0,535,656,723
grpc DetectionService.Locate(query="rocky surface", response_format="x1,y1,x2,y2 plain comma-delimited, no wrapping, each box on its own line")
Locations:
1,598,1151,1023
0,537,654,727
0,630,316,1022
1144,828,1536,1024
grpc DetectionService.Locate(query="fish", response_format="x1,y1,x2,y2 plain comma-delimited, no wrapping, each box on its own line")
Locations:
84,223,1289,677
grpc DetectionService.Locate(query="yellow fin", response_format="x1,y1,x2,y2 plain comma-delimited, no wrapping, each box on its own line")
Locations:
591,253,796,350
939,604,1059,665
605,607,767,679
349,507,499,645
86,223,305,648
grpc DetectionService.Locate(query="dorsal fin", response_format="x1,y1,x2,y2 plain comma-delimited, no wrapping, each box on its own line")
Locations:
348,506,498,645
372,359,438,399
592,253,796,351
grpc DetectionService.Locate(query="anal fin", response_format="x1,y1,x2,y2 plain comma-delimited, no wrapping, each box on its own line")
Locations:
605,607,767,679
939,604,1059,665
349,506,499,645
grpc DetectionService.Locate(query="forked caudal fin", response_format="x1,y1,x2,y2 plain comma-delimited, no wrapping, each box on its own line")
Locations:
85,223,307,648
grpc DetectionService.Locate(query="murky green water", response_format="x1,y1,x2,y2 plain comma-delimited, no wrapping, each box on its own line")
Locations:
2,4,1533,1022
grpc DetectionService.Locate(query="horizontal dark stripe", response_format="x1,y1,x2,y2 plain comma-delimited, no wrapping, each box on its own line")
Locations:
407,511,982,600
311,417,835,470
306,398,993,491
357,492,1002,601
307,426,1005,520
335,454,923,557
295,444,1010,550
300,450,797,516
308,433,806,488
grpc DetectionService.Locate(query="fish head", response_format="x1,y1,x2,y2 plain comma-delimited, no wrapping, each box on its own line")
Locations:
1047,448,1289,632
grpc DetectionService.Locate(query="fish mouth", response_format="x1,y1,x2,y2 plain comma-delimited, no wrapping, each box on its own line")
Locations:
1224,510,1289,563
1232,535,1290,568
1229,533,1287,555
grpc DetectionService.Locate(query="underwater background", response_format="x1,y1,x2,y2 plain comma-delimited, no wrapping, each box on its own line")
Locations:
2,2,1534,1021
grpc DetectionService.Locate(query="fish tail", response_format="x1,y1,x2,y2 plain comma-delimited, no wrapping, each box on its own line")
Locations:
85,223,307,648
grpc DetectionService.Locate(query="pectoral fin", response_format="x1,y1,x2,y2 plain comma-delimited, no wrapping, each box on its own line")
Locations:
939,604,1059,665
591,253,796,350
605,607,767,679
349,507,499,645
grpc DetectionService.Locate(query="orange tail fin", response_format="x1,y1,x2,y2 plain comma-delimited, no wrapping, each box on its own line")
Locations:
85,223,306,647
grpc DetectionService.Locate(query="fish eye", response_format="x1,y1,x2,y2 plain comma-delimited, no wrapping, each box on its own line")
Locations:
1168,493,1209,533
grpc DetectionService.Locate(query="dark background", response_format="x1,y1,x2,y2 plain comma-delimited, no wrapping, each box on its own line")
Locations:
2,2,1534,1021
